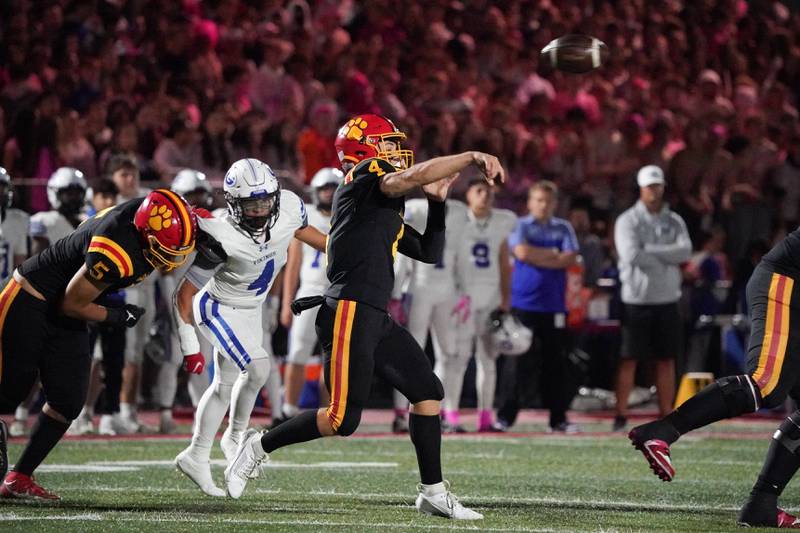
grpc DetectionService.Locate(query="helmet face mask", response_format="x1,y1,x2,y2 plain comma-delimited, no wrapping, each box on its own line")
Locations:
309,167,343,211
223,158,281,238
133,189,197,273
335,115,414,171
56,185,86,216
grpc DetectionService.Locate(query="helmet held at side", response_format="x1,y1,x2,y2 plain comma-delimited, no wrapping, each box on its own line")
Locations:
334,114,414,171
223,158,280,237
133,189,197,272
487,310,533,357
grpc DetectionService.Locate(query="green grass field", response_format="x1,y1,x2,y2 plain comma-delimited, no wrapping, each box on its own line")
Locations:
0,415,794,532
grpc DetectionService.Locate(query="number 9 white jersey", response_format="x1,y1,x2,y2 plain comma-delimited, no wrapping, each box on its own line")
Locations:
297,204,331,298
458,208,516,307
194,189,308,307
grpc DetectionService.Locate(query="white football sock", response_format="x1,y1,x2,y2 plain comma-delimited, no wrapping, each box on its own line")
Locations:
229,358,271,435
475,337,498,410
188,351,237,461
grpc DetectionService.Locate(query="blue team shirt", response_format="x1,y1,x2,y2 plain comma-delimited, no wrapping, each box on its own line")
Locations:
508,215,578,313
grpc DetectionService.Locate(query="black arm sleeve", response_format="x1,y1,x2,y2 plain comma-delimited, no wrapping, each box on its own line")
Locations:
194,231,228,270
398,199,446,264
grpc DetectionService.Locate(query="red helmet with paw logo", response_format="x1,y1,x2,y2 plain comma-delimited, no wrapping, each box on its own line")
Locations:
133,189,197,272
335,114,414,170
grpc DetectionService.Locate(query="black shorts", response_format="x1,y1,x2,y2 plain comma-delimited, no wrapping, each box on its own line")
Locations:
745,266,800,406
315,298,443,433
0,279,91,418
620,302,682,361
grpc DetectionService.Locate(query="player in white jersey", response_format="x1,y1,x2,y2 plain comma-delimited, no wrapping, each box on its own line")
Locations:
29,167,87,252
394,197,468,432
15,167,85,436
172,159,326,497
154,169,214,434
0,167,31,437
276,167,343,426
450,178,516,432
0,168,29,283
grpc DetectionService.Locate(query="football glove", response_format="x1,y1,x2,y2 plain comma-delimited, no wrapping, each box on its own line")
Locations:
182,353,205,374
105,304,146,328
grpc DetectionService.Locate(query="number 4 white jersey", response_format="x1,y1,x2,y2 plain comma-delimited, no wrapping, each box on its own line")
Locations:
458,208,516,307
297,204,330,297
402,198,467,295
193,189,308,308
0,208,29,279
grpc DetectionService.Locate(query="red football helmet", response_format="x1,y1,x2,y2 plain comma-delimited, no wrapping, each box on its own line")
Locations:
133,189,197,272
334,114,414,170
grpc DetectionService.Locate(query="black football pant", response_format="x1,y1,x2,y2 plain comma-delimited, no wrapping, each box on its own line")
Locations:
0,279,91,420
497,309,575,429
315,298,444,436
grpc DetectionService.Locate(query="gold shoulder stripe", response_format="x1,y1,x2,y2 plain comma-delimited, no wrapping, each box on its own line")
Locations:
88,236,133,277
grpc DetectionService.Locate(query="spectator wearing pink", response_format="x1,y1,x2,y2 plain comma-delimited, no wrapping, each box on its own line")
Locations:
693,70,734,118
249,37,303,129
57,110,97,179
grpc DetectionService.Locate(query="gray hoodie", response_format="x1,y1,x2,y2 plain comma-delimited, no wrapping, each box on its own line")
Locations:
614,200,692,305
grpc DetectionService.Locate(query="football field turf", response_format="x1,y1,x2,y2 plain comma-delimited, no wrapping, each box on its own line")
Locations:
0,413,793,532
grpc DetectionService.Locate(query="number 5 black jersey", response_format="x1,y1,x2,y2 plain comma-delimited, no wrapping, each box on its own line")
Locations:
324,157,447,310
17,199,154,300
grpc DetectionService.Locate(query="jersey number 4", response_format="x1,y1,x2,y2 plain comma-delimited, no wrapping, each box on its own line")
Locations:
248,259,275,296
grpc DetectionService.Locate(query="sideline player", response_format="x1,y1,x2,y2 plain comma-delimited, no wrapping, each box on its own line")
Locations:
449,178,515,432
629,224,800,527
395,196,467,433
155,169,214,433
225,114,503,519
276,167,342,426
172,158,326,497
0,168,31,437
0,190,197,499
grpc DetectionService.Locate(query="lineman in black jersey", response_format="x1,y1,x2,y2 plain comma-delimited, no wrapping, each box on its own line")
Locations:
629,227,800,527
0,190,196,500
224,114,504,520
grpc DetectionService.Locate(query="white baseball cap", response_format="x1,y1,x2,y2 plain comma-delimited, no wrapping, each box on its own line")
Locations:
637,165,665,188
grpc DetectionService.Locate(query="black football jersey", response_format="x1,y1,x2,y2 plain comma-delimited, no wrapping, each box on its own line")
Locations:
325,158,406,309
18,199,154,300
763,227,800,278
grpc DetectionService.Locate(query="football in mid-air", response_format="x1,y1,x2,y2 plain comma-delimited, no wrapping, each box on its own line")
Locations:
540,34,609,74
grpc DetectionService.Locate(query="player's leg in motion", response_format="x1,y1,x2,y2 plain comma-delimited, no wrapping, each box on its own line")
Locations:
433,298,469,433
738,406,800,527
630,269,799,482
175,349,238,497
2,283,91,500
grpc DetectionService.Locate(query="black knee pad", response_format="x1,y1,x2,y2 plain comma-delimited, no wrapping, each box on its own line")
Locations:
719,375,761,414
775,411,800,455
336,408,363,437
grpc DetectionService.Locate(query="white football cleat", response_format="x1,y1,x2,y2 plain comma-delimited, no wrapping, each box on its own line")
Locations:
9,419,29,437
415,481,484,520
220,426,241,464
66,415,93,436
224,428,267,499
175,449,225,497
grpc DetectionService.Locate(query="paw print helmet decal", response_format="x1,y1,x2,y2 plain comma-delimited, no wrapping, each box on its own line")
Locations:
134,189,197,271
334,114,414,171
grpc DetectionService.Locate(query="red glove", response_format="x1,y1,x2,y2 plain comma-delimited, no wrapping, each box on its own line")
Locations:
183,353,206,374
193,207,213,219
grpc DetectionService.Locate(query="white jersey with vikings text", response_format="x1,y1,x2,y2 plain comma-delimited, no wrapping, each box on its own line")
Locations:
402,198,468,295
196,189,308,308
29,210,76,244
0,208,29,279
297,204,331,297
458,208,516,307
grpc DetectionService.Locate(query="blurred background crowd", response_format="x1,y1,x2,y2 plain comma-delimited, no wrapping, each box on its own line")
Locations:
1,0,800,429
